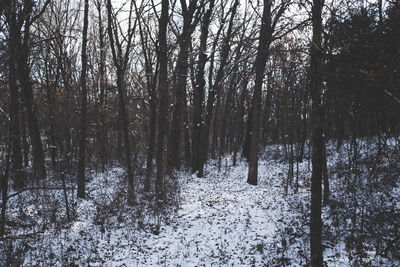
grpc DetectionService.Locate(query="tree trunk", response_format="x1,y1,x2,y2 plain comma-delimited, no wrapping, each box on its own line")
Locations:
168,44,189,169
21,105,29,168
198,0,239,177
145,87,157,191
135,3,157,191
247,0,273,186
7,6,23,178
117,72,135,198
57,49,72,164
106,0,135,200
233,78,248,166
310,0,325,265
96,1,107,172
192,0,214,174
219,45,242,167
322,139,329,205
168,0,198,170
45,59,58,169
18,27,47,181
77,0,89,198
116,113,123,159
1,128,11,236
156,0,169,201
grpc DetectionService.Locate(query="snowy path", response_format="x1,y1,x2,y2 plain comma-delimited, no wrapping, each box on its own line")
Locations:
23,157,310,266
13,143,400,266
118,160,308,266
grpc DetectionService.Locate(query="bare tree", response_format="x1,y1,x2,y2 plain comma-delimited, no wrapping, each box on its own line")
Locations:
310,0,325,265
135,1,158,192
192,0,215,174
77,0,89,198
156,0,169,201
106,0,136,200
247,0,273,185
247,0,290,185
94,0,108,172
16,0,50,181
3,0,23,181
168,0,201,169
197,0,239,177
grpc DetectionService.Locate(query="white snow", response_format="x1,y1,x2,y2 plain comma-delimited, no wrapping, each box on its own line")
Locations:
15,149,312,266
2,140,399,266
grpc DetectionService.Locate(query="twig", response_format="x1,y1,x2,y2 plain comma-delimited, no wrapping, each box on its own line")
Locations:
0,230,45,241
385,90,400,105
6,187,73,199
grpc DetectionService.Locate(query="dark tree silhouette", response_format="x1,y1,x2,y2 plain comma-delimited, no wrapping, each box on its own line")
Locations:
310,0,325,265
156,0,170,200
77,0,89,198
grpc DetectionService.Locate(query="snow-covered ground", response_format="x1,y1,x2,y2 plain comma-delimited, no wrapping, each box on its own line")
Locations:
21,156,312,266
1,140,399,266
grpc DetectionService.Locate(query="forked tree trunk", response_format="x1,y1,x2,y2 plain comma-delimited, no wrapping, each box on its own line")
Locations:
168,0,198,170
198,0,239,177
136,5,157,191
192,0,214,174
106,0,135,200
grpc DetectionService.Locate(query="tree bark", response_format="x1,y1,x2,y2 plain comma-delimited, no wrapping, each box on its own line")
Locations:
247,0,273,186
310,0,325,265
218,44,243,169
136,1,157,192
44,51,58,169
192,0,214,174
106,0,135,200
198,0,239,177
1,126,11,236
96,0,107,172
116,73,135,195
156,0,169,200
77,0,89,198
322,138,329,205
18,20,47,181
21,106,29,168
168,0,198,170
6,3,23,179
233,78,248,166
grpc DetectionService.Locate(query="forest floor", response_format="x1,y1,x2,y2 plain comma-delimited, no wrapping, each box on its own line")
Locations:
1,141,399,266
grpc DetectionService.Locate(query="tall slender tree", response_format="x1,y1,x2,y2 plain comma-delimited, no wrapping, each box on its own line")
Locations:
106,0,136,199
310,0,325,264
246,0,290,185
4,0,23,180
198,0,239,177
77,0,89,198
192,0,215,174
168,0,200,169
156,0,169,200
17,0,49,181
247,0,273,185
94,0,108,172
135,1,158,192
